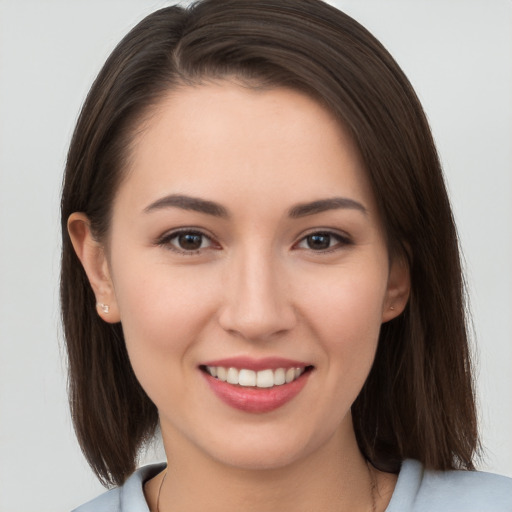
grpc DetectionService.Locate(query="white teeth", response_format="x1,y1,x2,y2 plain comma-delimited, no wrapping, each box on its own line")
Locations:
285,368,295,383
274,368,286,385
238,369,256,387
226,367,239,385
256,369,274,388
205,365,307,387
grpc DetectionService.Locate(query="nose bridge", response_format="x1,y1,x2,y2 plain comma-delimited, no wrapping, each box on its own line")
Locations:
219,242,296,340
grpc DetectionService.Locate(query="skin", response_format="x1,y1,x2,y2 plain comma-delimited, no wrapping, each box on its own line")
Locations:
69,83,409,512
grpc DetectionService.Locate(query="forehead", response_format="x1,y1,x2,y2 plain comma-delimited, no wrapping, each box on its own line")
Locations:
118,82,377,216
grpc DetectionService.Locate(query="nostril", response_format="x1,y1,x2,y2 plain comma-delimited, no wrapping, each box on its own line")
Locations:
218,308,298,342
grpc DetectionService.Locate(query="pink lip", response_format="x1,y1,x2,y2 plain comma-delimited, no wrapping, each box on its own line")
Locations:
200,364,312,414
201,356,309,371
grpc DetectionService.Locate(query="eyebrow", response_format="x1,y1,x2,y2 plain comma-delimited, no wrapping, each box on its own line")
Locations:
288,197,367,218
143,194,366,219
144,194,229,217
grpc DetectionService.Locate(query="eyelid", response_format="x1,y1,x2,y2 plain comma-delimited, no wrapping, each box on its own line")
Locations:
155,227,220,255
293,229,353,252
154,227,352,255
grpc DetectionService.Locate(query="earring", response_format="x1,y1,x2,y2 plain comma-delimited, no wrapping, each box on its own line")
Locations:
96,303,110,314
389,305,395,311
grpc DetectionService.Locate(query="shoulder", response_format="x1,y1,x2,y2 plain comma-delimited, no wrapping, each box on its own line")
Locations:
72,487,122,512
387,459,512,512
72,463,166,512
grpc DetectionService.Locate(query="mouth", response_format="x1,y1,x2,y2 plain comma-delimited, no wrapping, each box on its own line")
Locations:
199,360,314,413
200,365,313,388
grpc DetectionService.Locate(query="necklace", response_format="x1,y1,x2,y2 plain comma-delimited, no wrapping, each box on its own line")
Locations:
156,470,167,512
156,461,377,512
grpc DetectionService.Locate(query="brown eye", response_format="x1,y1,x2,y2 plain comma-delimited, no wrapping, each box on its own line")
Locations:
158,230,214,253
177,233,204,251
296,231,352,252
306,233,332,250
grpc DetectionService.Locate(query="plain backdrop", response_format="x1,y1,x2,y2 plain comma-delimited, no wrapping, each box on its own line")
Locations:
0,1,511,511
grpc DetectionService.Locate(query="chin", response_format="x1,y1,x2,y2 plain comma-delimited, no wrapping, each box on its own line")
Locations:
212,445,308,471
198,422,337,472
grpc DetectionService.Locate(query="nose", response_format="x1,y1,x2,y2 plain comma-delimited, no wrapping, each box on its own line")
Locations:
218,248,297,342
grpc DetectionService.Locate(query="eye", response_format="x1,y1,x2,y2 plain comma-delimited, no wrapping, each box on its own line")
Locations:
157,229,216,254
296,231,351,251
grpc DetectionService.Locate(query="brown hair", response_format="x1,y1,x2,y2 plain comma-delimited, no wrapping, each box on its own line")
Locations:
61,0,478,487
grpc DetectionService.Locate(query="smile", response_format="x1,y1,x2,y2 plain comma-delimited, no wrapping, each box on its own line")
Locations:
200,360,314,413
203,366,308,388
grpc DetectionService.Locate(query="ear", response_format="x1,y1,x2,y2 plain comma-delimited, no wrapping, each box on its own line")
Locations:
381,254,410,323
67,213,121,323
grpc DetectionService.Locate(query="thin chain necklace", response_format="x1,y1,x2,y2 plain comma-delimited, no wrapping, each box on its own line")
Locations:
156,470,167,512
156,461,377,512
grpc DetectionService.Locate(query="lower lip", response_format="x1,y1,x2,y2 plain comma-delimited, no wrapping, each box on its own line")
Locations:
202,370,311,413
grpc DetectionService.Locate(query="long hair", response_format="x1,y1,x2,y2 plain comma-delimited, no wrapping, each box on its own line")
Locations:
61,0,478,487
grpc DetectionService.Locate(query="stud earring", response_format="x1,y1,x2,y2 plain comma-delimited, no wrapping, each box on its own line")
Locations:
96,303,110,314
389,305,395,311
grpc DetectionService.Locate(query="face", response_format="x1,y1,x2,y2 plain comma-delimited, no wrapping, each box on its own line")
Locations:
71,83,409,471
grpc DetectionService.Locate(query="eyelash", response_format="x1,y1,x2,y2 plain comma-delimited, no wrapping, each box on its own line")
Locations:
295,230,353,253
155,229,218,256
155,228,353,255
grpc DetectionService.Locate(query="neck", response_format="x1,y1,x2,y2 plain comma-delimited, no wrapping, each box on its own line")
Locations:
152,426,382,512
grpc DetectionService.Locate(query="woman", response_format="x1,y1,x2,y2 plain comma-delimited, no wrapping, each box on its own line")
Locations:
61,1,512,511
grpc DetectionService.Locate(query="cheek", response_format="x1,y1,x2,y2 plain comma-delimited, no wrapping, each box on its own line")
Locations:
302,265,387,341
111,258,218,396
299,264,388,389
279,268,387,442
113,250,213,336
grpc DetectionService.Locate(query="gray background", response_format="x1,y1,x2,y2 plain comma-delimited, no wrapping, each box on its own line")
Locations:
1,1,511,511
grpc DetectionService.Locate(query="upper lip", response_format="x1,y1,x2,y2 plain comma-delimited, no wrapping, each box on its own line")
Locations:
200,357,312,371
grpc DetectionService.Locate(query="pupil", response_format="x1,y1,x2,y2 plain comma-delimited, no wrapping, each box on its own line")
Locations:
308,234,330,250
179,233,202,250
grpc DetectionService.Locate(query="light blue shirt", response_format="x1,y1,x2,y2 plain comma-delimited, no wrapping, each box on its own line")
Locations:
73,459,512,511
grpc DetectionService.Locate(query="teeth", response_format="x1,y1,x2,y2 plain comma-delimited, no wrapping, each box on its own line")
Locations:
238,369,256,386
216,366,227,382
226,367,239,385
256,369,274,388
205,365,306,388
285,368,295,383
274,368,285,385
